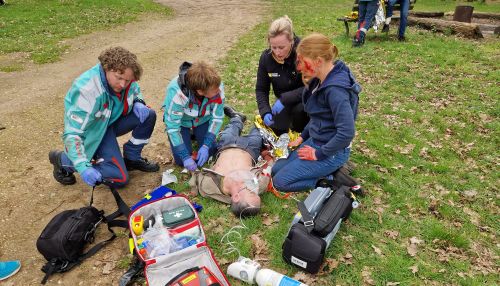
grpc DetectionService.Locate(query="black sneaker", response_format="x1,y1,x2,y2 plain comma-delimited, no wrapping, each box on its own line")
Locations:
124,157,160,172
398,35,406,42
382,23,390,33
223,105,247,123
48,150,76,185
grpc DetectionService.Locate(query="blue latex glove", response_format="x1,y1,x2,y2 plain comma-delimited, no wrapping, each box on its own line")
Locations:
263,113,274,126
196,145,210,167
81,167,102,186
183,157,197,171
133,102,150,123
271,99,285,115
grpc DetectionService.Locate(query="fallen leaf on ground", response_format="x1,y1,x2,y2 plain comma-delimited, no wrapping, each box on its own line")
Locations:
293,271,317,285
371,245,383,256
463,190,477,199
407,237,423,257
340,252,353,265
251,233,268,259
409,265,419,274
318,258,339,275
362,267,376,285
262,213,279,226
384,230,399,239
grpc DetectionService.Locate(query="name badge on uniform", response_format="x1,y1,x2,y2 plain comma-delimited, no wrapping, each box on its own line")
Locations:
268,73,280,78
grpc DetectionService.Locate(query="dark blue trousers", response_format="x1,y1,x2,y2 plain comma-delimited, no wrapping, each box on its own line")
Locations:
61,109,156,187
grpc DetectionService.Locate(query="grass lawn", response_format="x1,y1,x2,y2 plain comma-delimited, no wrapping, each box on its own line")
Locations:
195,0,499,285
4,0,497,284
0,0,171,68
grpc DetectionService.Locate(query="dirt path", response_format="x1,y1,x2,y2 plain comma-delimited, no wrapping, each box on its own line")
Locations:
0,1,267,284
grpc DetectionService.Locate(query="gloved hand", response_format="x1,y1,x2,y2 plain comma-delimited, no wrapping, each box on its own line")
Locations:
271,99,285,115
196,145,210,167
133,102,150,123
183,157,197,171
297,145,317,161
288,136,303,148
263,113,274,126
81,167,102,186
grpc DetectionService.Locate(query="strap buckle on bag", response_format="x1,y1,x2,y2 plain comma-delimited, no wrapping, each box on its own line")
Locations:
59,260,69,271
303,220,314,228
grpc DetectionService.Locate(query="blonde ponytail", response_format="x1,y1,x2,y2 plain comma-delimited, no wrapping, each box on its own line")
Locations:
297,33,338,62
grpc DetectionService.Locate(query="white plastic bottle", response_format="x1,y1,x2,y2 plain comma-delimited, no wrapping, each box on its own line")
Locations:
255,268,308,286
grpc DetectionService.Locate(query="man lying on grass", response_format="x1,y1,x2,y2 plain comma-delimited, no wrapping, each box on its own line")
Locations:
189,106,275,217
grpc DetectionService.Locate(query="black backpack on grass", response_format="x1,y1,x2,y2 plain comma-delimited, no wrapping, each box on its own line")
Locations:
37,185,130,284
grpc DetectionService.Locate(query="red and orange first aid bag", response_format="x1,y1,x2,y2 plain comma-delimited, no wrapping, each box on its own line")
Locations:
128,194,229,286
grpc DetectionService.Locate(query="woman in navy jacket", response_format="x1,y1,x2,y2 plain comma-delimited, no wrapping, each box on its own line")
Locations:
271,33,361,192
255,16,308,136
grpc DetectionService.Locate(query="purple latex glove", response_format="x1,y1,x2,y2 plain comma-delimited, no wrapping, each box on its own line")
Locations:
263,113,274,126
271,99,285,115
196,145,210,167
81,167,102,186
133,102,150,123
183,157,197,171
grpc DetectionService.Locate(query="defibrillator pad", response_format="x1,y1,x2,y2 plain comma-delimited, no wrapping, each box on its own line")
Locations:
162,205,195,228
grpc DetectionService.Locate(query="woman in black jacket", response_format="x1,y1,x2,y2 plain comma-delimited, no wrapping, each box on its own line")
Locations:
255,16,309,136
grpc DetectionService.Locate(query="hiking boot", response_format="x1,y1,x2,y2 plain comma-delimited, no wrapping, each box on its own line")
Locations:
352,31,365,47
382,23,390,33
49,150,76,185
223,105,247,123
398,35,406,42
124,157,160,172
0,260,21,281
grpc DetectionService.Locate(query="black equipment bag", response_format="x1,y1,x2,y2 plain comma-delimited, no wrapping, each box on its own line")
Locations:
313,185,354,237
282,223,326,274
37,184,130,284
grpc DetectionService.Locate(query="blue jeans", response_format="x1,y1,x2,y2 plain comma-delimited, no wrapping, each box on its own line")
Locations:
358,0,379,31
271,138,350,192
61,109,156,187
386,0,409,37
169,121,217,166
217,117,263,161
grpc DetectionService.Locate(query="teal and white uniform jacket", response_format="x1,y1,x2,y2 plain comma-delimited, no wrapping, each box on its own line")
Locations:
63,64,143,173
162,76,225,161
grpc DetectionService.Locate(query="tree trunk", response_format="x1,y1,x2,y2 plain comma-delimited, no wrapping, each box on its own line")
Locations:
472,12,500,20
409,11,445,18
407,16,483,39
454,6,474,23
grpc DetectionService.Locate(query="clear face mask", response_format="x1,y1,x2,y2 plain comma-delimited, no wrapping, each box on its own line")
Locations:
226,170,259,195
241,176,259,195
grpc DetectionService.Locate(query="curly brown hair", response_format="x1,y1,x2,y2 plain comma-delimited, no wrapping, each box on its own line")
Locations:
98,46,143,80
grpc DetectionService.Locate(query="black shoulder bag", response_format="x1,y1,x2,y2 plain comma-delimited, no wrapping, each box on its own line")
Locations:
36,185,130,284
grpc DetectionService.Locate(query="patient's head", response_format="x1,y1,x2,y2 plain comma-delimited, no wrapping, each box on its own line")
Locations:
224,170,261,217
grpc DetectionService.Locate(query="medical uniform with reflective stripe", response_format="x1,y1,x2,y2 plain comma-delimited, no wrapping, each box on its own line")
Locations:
60,64,156,186
163,76,224,164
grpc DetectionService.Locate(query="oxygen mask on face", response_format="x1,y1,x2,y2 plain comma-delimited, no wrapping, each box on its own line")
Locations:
225,169,259,195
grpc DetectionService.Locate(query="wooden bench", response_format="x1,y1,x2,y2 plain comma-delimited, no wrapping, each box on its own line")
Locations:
337,0,417,36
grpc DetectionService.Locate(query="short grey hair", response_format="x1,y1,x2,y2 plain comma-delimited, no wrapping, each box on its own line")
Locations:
230,200,261,218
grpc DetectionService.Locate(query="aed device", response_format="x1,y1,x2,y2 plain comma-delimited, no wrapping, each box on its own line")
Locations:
166,266,221,286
